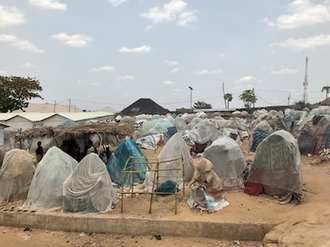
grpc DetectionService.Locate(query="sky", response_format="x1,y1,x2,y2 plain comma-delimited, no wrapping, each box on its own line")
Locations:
0,0,330,112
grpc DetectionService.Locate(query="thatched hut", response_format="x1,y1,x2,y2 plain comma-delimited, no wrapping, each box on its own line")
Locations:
12,123,135,159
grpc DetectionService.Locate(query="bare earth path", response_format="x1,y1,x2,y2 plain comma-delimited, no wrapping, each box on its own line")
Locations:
0,149,328,246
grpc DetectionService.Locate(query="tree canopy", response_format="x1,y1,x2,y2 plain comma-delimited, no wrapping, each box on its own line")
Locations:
239,89,257,109
321,86,330,99
0,76,43,113
223,93,233,109
193,101,212,109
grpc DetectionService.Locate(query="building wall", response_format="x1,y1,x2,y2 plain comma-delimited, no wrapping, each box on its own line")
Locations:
0,128,4,146
43,115,68,127
5,116,33,130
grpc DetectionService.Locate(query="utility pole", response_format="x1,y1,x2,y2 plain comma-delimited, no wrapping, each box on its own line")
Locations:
222,82,226,108
69,98,71,112
287,93,291,106
303,57,308,103
53,100,56,113
188,86,193,109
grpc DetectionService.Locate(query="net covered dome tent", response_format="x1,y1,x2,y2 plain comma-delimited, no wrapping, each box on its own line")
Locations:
187,119,221,145
250,120,273,152
107,139,148,187
0,149,36,204
142,133,194,192
202,136,247,191
23,146,78,210
244,130,303,205
63,153,118,213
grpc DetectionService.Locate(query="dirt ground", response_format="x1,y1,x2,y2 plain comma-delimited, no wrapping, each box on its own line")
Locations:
0,148,329,246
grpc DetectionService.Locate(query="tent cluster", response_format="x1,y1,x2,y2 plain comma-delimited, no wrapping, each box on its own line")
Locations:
0,147,118,213
0,106,328,213
111,107,329,208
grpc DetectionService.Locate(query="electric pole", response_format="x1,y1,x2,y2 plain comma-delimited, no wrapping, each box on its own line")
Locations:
53,100,56,113
222,82,226,108
303,57,308,103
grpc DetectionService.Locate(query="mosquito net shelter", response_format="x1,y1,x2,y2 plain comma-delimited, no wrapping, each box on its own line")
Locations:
0,149,5,169
23,146,78,209
138,118,174,138
173,116,188,135
63,153,118,213
250,120,273,152
143,133,194,192
107,139,147,187
0,149,36,204
245,130,303,205
296,114,330,155
187,119,221,144
202,136,246,191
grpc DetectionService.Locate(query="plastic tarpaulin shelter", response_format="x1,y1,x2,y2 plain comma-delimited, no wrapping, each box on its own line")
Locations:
107,139,147,187
296,115,330,155
245,130,303,204
63,153,118,213
138,119,174,138
203,136,246,191
23,146,78,209
0,149,35,204
253,110,286,132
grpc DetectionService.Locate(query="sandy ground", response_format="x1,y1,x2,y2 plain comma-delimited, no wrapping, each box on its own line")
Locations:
0,148,329,246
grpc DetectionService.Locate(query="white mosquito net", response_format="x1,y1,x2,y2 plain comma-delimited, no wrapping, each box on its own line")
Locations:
23,146,78,209
187,119,221,144
157,133,195,184
202,136,246,191
0,149,36,204
63,153,118,213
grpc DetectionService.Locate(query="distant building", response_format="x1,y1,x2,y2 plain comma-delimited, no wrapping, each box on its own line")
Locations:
0,123,9,146
320,97,330,106
12,103,81,113
121,98,169,115
0,112,115,130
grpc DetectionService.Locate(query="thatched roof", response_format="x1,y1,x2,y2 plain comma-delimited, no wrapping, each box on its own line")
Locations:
14,123,135,146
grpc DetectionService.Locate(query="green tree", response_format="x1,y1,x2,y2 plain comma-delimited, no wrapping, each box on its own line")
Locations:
0,76,43,113
193,101,212,109
239,89,257,109
321,86,330,99
294,100,310,110
223,93,233,109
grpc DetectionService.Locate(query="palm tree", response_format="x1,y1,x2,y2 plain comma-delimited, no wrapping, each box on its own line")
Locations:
223,93,233,109
239,89,257,109
193,100,212,109
321,86,330,99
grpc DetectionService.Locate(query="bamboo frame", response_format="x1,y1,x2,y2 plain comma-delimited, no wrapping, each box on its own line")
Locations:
120,155,185,215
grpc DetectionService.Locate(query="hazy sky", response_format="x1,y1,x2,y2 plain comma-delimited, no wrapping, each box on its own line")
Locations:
0,0,329,111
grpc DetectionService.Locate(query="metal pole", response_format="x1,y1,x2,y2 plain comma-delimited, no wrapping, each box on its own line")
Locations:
188,86,193,109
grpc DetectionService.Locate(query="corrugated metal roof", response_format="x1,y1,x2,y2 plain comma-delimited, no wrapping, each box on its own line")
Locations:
0,122,9,127
0,112,114,123
0,113,18,121
58,112,115,121
0,113,56,122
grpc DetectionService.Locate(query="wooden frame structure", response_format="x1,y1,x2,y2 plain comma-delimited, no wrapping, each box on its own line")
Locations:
120,155,185,214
